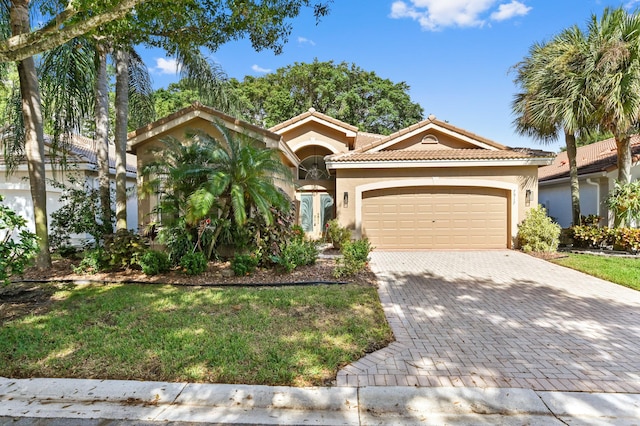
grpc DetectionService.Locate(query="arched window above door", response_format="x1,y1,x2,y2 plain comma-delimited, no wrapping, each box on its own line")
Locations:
298,155,333,180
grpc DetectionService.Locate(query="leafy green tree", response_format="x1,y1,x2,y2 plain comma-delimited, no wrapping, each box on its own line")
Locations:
231,59,424,134
513,27,594,226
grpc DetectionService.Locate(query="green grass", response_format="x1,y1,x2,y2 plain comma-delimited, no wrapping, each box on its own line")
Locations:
551,253,640,291
0,283,392,386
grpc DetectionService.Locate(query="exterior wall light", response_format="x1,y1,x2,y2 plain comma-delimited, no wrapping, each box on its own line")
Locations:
343,191,349,208
525,189,532,207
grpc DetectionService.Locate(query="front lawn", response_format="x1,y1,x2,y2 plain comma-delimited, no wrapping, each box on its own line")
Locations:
0,282,392,386
551,253,640,291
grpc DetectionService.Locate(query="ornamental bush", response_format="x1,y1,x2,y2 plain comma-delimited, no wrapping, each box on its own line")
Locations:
517,206,561,253
271,239,319,273
326,219,351,250
0,195,38,285
231,253,260,276
180,251,208,276
139,250,171,275
333,238,373,278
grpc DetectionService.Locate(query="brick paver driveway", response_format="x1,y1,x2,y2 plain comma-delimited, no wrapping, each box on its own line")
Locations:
336,251,640,392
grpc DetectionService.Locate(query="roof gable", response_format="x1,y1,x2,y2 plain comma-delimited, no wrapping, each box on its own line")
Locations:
356,115,508,154
270,108,358,139
128,103,299,167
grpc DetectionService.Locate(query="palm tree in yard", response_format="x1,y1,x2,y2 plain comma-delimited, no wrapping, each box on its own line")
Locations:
513,26,594,226
185,123,293,245
586,7,640,188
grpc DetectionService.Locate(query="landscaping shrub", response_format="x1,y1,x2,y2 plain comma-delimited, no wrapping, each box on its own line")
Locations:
333,238,373,278
157,220,195,266
48,176,113,249
0,195,38,285
271,239,319,273
571,226,640,253
231,253,260,276
326,219,351,249
517,206,561,253
606,180,640,227
102,229,148,270
73,248,108,274
139,250,171,275
180,251,208,275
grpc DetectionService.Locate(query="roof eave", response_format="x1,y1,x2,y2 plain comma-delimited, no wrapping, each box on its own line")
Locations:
326,157,554,170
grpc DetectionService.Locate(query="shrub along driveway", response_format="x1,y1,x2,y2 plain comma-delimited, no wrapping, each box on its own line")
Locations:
337,251,640,392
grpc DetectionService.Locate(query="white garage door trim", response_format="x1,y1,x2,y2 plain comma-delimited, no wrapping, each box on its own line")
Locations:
354,178,518,243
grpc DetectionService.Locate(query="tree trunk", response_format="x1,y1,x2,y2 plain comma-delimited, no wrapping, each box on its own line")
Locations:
114,49,129,231
615,134,632,185
94,43,112,234
614,133,632,227
11,0,51,268
565,131,581,226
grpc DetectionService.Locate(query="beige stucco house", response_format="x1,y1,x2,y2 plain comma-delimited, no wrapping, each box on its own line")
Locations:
129,104,554,250
127,103,299,227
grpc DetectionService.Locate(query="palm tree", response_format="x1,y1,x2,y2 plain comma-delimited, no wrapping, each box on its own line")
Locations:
585,7,640,188
185,123,292,243
513,26,594,226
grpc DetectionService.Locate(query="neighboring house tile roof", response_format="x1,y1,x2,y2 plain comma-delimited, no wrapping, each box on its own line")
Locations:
0,134,137,173
538,135,640,182
329,148,553,162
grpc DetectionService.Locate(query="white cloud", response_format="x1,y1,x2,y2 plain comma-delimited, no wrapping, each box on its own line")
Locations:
298,36,316,46
390,0,531,31
626,0,640,9
154,57,181,74
490,1,531,21
252,64,272,73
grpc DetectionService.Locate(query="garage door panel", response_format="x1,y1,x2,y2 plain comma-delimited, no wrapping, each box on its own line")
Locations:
362,186,508,249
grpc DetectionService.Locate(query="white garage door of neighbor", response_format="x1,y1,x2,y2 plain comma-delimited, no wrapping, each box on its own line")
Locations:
362,186,508,249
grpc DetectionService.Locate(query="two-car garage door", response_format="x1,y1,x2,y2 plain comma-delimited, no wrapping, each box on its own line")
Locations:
362,186,509,249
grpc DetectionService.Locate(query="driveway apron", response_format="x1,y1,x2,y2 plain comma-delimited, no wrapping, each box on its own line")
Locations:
336,251,640,392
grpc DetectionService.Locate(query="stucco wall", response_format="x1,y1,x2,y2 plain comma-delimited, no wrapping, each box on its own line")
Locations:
1,168,138,245
133,118,296,227
280,123,351,154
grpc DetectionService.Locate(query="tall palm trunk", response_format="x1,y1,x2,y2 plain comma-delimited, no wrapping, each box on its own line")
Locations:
11,0,51,268
613,133,632,227
565,131,581,226
114,49,129,231
94,43,112,232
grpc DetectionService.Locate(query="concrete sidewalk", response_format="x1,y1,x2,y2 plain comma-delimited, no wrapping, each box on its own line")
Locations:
2,377,640,425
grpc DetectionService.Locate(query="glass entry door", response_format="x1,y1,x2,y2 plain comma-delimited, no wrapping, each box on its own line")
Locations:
300,192,334,239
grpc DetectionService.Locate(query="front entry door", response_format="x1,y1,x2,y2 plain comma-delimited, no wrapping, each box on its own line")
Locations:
300,193,334,239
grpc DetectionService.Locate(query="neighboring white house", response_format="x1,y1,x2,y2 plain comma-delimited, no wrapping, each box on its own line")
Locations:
538,135,640,228
0,134,138,245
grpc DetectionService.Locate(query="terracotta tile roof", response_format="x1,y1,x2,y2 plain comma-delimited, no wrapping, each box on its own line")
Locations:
328,148,553,162
0,134,137,174
269,108,358,133
538,135,640,182
129,102,279,142
354,131,385,148
353,115,508,153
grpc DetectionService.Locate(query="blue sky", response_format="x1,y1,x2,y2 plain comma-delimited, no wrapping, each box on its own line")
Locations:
144,0,640,152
